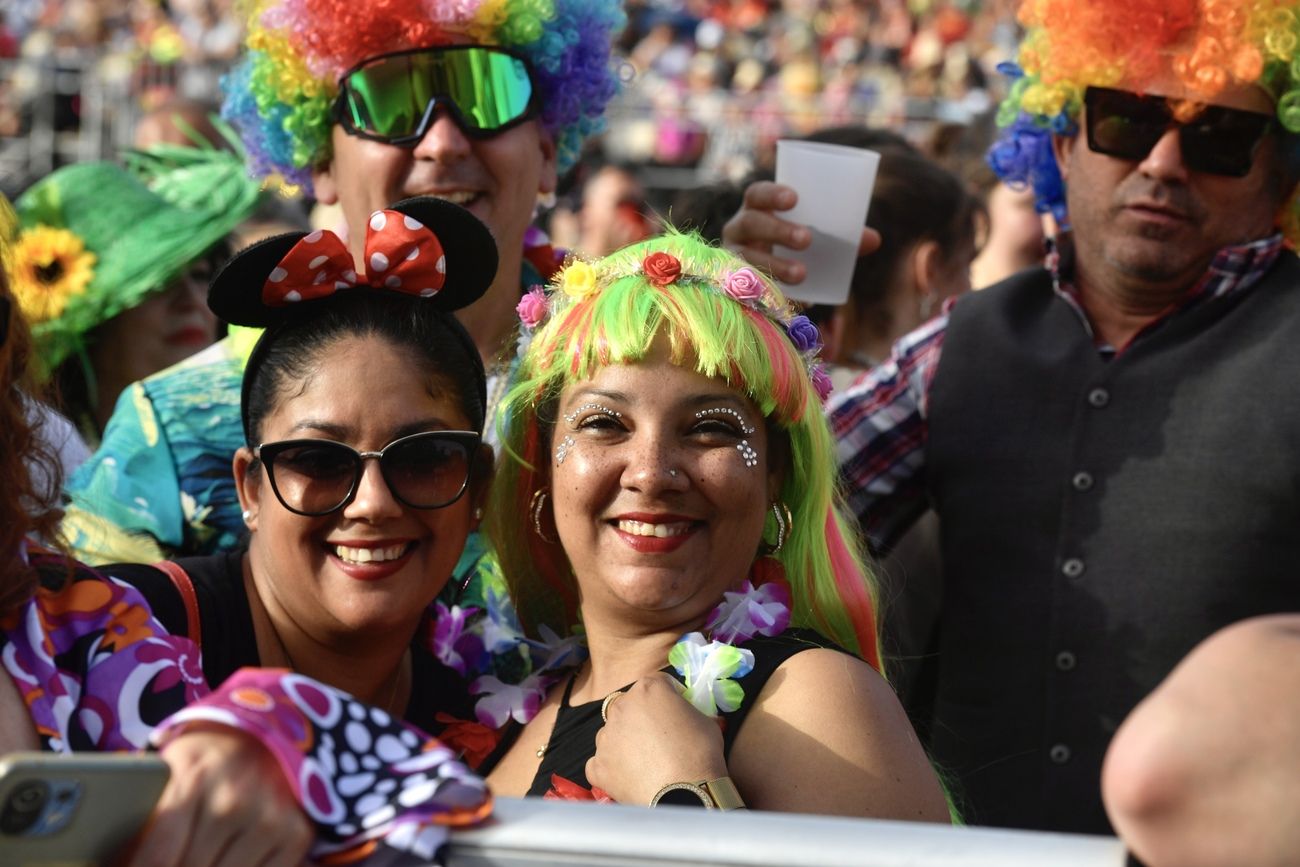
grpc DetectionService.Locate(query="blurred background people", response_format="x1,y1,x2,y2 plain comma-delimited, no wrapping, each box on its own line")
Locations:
550,161,656,257
2,150,258,443
968,172,1046,289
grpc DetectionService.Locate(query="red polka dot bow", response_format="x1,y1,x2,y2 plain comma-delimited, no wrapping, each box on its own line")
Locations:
261,208,448,307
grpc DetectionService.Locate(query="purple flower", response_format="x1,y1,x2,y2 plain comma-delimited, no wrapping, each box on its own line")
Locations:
704,580,792,644
785,315,822,352
431,603,484,677
811,365,834,402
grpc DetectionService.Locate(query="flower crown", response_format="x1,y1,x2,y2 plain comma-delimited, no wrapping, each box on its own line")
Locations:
516,248,834,402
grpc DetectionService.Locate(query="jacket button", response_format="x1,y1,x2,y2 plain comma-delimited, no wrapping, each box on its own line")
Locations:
1062,558,1085,579
1050,744,1072,764
1072,471,1094,491
1055,651,1077,671
1087,388,1110,408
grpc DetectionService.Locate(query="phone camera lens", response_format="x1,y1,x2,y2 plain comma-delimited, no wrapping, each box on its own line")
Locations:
1,780,49,834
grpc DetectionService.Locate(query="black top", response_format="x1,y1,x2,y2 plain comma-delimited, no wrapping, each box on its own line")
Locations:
925,252,1300,833
104,549,475,736
479,627,841,797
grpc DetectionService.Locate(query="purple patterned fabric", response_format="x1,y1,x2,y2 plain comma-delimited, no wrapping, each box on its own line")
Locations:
155,669,490,860
1,542,491,864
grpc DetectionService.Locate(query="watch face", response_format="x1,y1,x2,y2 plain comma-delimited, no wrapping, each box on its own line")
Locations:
655,785,711,808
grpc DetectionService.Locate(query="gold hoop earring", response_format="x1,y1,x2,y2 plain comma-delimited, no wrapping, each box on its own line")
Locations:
767,500,792,554
530,488,558,543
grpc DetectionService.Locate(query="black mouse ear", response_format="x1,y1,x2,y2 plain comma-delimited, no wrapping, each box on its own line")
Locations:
386,196,499,312
207,230,314,327
207,197,499,326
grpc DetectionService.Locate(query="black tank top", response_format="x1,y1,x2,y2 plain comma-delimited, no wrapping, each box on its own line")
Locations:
478,627,842,797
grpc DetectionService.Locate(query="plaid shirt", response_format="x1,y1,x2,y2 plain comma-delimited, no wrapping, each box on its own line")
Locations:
829,233,1286,553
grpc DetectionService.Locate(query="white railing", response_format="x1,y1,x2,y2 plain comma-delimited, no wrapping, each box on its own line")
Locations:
445,797,1128,867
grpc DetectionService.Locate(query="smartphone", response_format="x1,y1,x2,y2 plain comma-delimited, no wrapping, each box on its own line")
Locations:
0,752,170,867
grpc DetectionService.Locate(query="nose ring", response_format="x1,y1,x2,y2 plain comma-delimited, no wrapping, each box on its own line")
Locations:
668,469,678,478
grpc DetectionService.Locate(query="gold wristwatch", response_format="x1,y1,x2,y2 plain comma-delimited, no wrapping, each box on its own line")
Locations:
649,776,746,811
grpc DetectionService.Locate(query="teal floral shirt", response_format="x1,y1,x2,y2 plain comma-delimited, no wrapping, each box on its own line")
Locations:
62,330,256,564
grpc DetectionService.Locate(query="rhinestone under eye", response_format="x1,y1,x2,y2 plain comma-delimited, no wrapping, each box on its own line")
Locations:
555,435,576,464
694,407,756,436
737,440,759,468
564,403,623,425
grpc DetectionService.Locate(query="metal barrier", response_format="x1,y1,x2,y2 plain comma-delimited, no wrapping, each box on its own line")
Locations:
445,798,1128,867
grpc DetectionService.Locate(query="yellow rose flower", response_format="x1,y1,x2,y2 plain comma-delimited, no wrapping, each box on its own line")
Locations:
10,226,96,324
560,260,599,299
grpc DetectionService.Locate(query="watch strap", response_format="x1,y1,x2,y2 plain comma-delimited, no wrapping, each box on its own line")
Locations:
649,776,746,811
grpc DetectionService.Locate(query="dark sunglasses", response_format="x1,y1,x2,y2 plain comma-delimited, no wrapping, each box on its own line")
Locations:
0,295,10,349
1084,85,1275,178
254,430,481,517
333,45,539,145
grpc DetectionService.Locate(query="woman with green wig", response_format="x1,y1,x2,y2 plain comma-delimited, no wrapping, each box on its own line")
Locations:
473,232,949,817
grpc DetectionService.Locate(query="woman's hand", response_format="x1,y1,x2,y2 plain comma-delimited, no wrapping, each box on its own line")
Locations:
586,673,728,806
126,727,312,867
721,181,882,285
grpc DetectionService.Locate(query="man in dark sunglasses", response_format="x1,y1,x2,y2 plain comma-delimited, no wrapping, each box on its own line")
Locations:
63,0,624,567
725,0,1300,854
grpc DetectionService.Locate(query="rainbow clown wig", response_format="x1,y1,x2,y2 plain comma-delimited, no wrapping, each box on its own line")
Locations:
988,0,1300,242
486,232,882,670
222,0,626,191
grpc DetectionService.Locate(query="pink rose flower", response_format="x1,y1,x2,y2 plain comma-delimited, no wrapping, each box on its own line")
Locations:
723,267,764,302
516,285,548,328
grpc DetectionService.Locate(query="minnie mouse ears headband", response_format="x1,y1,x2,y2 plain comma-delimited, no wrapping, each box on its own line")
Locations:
209,196,498,326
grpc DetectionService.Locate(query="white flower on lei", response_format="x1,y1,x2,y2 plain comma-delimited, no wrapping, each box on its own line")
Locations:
469,671,553,728
522,624,586,674
668,632,755,716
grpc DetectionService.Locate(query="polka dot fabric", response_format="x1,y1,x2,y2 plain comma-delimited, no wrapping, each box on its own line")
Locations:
262,208,448,308
211,196,498,328
154,668,491,862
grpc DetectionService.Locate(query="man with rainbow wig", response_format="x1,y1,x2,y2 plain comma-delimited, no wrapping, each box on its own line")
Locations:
62,0,625,568
728,0,1300,840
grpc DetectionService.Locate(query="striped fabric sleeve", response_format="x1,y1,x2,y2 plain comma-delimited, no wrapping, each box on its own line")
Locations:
828,314,948,554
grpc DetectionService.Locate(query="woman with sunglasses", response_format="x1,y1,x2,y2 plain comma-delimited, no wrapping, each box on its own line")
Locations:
460,233,949,818
101,196,501,733
0,233,490,866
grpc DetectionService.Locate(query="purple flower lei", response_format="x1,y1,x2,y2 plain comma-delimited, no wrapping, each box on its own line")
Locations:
430,578,792,727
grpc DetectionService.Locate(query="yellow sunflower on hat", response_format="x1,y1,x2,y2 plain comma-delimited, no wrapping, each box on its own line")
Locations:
10,225,97,323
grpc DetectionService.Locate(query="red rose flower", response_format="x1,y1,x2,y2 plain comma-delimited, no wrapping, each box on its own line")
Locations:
642,251,682,286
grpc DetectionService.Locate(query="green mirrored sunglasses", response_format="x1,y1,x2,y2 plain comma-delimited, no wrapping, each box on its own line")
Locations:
333,45,539,145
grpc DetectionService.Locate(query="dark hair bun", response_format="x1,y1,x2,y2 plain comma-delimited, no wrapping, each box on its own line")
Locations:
209,196,499,327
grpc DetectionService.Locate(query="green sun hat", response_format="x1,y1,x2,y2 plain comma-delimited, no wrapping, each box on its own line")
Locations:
3,142,262,378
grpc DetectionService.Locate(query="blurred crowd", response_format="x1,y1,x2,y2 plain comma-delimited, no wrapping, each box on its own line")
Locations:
0,0,1019,191
610,0,1017,177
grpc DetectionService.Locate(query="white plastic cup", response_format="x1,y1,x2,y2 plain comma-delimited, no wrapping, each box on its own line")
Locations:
773,140,880,305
